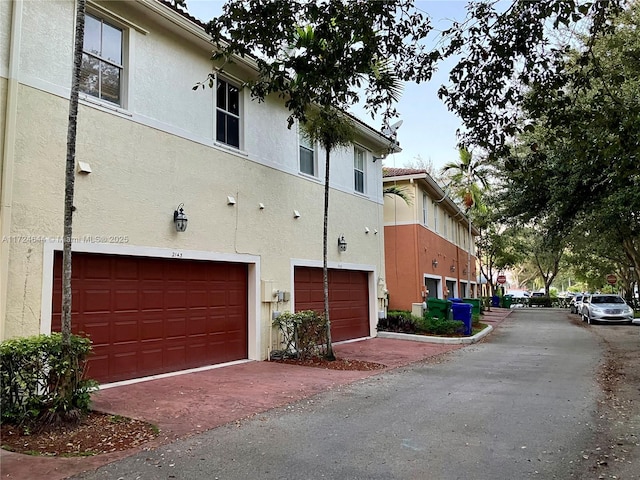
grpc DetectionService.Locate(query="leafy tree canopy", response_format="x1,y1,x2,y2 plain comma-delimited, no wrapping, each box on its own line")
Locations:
206,0,437,127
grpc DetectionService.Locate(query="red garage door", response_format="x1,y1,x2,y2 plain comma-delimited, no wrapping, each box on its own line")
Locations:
51,252,248,384
294,267,369,342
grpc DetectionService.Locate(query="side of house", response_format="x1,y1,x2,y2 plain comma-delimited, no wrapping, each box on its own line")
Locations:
383,168,478,311
0,0,393,384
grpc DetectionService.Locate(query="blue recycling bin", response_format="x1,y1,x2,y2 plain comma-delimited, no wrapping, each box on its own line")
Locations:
451,302,473,336
491,295,500,307
449,297,463,303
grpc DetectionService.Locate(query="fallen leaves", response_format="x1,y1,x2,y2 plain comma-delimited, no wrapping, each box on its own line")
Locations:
0,412,158,456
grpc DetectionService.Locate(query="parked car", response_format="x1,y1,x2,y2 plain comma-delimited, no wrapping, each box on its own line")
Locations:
581,294,634,324
569,295,584,314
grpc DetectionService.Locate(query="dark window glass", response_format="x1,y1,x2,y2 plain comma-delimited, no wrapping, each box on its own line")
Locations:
216,79,240,148
226,116,240,148
300,146,314,175
80,14,123,106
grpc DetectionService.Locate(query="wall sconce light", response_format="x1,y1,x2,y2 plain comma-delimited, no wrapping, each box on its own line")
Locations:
450,264,456,273
293,210,301,219
227,196,236,205
338,235,347,252
432,259,438,268
173,203,188,232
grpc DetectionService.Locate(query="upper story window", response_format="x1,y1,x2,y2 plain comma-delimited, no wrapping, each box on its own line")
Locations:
299,130,315,176
216,78,240,148
354,147,365,193
443,214,449,239
80,13,124,106
422,192,428,225
433,202,439,232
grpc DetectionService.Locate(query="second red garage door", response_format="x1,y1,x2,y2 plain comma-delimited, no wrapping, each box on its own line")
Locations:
294,267,370,342
51,252,248,384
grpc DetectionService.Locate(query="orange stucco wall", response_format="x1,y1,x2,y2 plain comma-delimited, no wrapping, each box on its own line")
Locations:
385,224,477,311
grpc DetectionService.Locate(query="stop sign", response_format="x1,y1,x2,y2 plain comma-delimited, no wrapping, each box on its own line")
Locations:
497,274,507,284
606,274,617,285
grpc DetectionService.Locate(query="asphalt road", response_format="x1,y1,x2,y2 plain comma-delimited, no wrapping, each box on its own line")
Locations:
74,309,611,480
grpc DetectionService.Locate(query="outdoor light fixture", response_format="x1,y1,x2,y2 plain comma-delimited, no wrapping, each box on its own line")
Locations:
450,264,456,273
173,203,188,232
432,259,438,268
338,235,347,252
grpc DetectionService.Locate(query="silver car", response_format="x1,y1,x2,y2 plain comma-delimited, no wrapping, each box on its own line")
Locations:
569,294,584,314
581,294,634,324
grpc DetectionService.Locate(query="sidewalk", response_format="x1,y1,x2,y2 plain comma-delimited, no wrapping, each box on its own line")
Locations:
0,308,513,480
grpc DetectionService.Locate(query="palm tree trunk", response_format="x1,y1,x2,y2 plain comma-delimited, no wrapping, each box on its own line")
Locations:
62,0,86,347
323,147,335,360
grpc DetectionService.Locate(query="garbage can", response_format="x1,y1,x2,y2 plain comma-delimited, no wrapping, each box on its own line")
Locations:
427,298,452,320
491,295,500,307
462,298,481,317
452,302,473,336
449,297,463,303
502,295,513,309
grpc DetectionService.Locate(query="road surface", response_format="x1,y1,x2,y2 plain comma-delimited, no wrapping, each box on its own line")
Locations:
74,309,639,479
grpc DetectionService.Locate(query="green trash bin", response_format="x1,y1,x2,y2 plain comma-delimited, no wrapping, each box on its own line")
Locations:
462,298,481,317
502,295,513,309
427,298,452,319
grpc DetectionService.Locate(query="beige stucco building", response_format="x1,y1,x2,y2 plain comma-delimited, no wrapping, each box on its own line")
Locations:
0,0,394,384
383,168,479,311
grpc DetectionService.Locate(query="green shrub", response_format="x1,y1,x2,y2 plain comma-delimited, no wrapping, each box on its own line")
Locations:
377,310,419,334
271,310,328,360
1,333,98,427
529,296,553,307
418,315,465,336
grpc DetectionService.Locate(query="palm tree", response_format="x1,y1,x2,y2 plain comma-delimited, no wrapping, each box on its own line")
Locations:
302,107,355,361
61,0,86,346
441,148,491,210
441,148,491,297
383,185,413,205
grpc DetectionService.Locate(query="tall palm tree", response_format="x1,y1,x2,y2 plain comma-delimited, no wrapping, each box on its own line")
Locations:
302,107,355,361
441,148,490,210
441,148,491,297
61,0,86,346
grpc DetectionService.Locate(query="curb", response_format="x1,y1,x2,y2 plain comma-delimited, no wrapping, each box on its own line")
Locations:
377,325,494,345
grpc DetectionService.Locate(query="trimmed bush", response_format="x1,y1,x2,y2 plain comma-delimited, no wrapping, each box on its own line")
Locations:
417,316,465,336
1,333,98,427
271,310,328,360
377,310,419,334
529,296,553,307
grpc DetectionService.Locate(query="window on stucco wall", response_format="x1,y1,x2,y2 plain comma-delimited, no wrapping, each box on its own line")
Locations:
433,202,438,232
80,13,125,106
299,129,316,176
422,192,428,225
216,78,240,148
354,147,366,193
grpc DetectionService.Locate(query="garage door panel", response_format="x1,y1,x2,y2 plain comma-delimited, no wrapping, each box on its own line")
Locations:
113,289,139,311
79,288,110,313
112,319,138,343
166,318,187,338
294,267,369,342
52,253,248,384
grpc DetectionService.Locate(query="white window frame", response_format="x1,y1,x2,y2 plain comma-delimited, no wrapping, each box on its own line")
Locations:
216,76,241,149
299,128,316,176
354,146,366,194
422,192,428,226
433,202,439,233
80,11,127,107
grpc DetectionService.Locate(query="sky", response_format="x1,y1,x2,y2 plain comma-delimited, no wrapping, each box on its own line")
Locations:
184,0,470,172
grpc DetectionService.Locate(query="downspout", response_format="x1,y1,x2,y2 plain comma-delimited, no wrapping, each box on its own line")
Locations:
0,0,23,341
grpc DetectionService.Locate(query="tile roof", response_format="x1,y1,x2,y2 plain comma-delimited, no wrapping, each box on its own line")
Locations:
382,167,428,178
